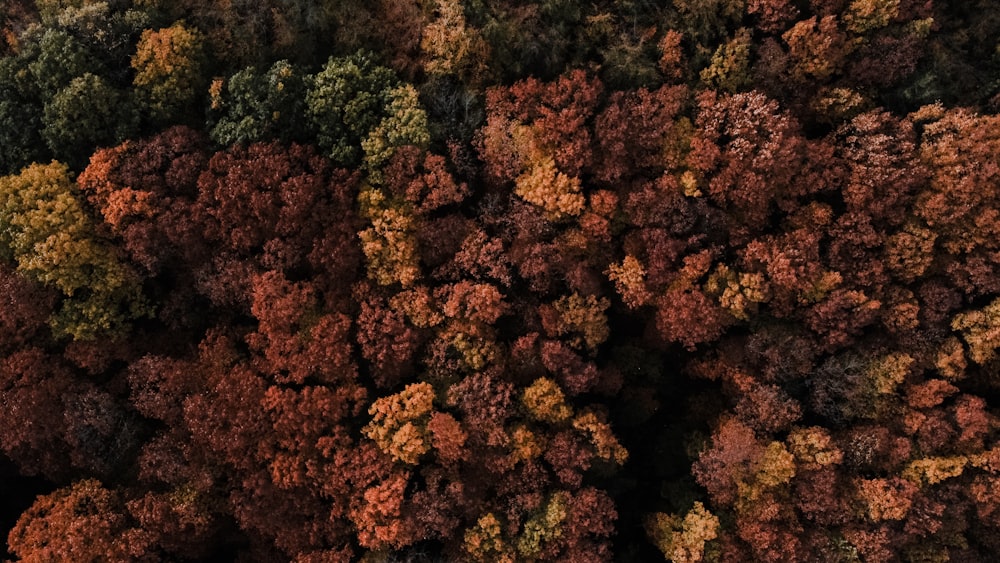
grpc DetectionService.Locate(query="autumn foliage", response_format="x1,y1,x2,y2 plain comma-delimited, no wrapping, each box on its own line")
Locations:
2,0,1000,561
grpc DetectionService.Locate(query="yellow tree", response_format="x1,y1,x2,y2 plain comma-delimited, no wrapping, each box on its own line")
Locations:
131,21,205,124
420,0,492,87
953,298,1000,365
0,162,148,339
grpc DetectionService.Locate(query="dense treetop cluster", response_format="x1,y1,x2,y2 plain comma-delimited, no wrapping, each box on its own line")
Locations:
1,0,1000,561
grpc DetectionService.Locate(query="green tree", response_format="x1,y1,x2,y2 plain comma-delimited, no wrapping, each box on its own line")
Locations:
305,51,401,167
42,73,136,167
26,27,104,97
0,56,47,174
208,60,308,146
45,2,151,78
34,0,103,24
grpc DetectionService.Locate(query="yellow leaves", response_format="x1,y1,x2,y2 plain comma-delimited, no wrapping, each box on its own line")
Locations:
361,84,431,182
517,492,569,558
514,157,585,220
855,478,915,521
866,352,913,395
786,426,843,469
131,21,204,120
782,16,850,81
798,270,843,304
389,422,427,464
522,377,572,424
358,187,421,288
549,292,610,353
646,502,720,563
935,337,967,381
699,28,752,92
521,380,628,466
753,441,796,489
52,291,147,341
906,17,934,39
445,326,501,371
952,297,1000,364
680,170,701,197
903,456,968,486
664,117,696,172
363,382,436,465
968,447,1000,473
705,265,771,321
810,87,869,123
21,230,106,292
572,411,628,465
844,0,900,34
389,286,443,328
365,385,469,465
464,513,515,563
208,77,224,110
607,255,650,308
0,162,148,339
420,0,492,86
723,272,769,318
1,163,84,250
510,425,545,463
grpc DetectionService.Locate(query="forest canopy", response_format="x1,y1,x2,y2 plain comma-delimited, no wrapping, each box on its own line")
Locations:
2,0,1000,561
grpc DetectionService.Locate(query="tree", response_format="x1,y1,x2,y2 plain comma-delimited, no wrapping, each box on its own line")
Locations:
0,161,149,339
0,348,77,479
7,479,133,561
360,83,431,180
41,72,135,167
77,126,210,277
0,0,38,55
913,107,1000,297
687,90,806,239
194,140,361,294
782,16,850,82
592,84,690,184
420,0,492,87
0,265,55,354
372,0,426,80
357,188,422,288
305,52,403,167
208,60,309,146
952,298,1000,365
540,293,610,355
37,1,150,78
477,70,601,225
246,271,356,386
26,27,104,98
700,28,753,92
480,70,602,183
363,382,436,465
0,56,47,174
646,502,720,563
131,21,206,124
